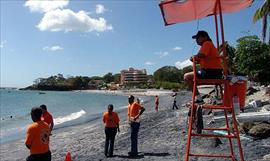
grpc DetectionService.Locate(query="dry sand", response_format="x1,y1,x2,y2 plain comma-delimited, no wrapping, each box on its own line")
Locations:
1,90,270,161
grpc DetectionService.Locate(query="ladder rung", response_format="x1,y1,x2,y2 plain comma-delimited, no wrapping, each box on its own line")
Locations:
191,133,237,138
201,104,231,109
203,127,230,131
189,153,232,158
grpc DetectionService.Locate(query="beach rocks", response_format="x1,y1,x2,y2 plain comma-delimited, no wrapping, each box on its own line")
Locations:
246,86,259,96
265,87,270,97
248,122,270,139
261,105,270,112
263,153,270,160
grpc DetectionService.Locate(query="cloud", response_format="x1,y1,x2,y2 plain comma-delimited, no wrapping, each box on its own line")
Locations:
0,40,7,48
43,45,63,51
24,0,69,13
96,4,106,14
37,9,113,33
175,59,192,69
173,46,182,51
145,61,154,66
155,51,169,58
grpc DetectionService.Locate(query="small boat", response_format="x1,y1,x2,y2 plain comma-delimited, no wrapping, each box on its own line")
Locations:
39,92,46,94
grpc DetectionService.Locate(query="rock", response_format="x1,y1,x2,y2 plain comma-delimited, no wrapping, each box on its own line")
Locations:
246,86,259,96
249,100,263,108
263,154,270,160
261,105,270,112
265,87,270,97
240,122,255,134
214,137,222,147
248,122,270,138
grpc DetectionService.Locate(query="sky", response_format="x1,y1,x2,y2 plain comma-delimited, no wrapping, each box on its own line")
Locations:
0,0,263,88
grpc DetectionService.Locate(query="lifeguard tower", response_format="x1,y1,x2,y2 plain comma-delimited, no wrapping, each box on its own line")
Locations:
159,0,252,160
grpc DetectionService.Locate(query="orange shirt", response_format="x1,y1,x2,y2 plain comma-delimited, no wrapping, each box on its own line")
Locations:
25,121,50,154
128,102,143,118
199,41,222,69
103,111,120,128
41,111,53,126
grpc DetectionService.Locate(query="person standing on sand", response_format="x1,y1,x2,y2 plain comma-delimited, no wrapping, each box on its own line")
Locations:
103,104,120,157
25,107,51,161
127,95,145,157
155,95,159,112
40,104,54,131
172,93,178,110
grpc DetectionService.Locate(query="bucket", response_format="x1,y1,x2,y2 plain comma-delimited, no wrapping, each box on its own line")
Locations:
223,79,247,110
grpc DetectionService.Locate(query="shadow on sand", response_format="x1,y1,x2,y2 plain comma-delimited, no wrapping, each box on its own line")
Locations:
115,152,170,159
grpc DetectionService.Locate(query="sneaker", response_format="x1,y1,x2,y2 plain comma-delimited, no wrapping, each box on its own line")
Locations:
128,152,138,157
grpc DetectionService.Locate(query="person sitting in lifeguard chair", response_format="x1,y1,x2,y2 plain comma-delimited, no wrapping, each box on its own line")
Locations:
184,30,223,104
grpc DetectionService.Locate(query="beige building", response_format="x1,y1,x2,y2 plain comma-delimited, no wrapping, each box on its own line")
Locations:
120,68,147,85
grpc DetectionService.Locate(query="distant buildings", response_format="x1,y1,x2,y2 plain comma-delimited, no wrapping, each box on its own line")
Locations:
120,68,147,85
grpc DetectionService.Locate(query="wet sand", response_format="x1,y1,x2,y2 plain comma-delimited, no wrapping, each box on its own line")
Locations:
1,90,270,161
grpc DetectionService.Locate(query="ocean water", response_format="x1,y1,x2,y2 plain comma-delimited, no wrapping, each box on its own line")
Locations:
0,89,128,144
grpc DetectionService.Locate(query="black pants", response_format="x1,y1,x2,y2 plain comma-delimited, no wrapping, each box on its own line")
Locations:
172,101,178,109
26,150,51,161
130,122,140,155
105,127,117,157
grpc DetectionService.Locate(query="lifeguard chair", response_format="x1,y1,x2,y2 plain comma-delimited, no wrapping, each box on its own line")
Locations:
159,0,252,160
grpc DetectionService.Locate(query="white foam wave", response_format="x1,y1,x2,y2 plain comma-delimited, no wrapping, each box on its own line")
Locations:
54,110,86,125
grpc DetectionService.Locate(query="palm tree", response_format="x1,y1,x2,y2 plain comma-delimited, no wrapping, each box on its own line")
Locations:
253,0,270,46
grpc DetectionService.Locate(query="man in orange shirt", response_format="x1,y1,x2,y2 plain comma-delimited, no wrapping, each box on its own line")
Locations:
103,104,120,157
40,104,54,131
184,30,223,103
25,107,51,161
127,95,145,157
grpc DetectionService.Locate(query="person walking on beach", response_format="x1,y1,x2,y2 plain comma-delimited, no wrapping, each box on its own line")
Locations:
103,104,120,157
25,107,51,161
184,30,223,104
172,93,178,110
127,95,145,157
155,95,159,112
40,104,54,131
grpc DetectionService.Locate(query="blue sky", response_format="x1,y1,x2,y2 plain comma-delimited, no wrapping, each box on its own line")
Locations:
0,0,262,88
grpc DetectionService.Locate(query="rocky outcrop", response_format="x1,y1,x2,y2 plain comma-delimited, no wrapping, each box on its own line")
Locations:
248,122,270,139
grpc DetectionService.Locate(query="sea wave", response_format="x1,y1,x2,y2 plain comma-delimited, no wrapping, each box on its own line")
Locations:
54,110,86,126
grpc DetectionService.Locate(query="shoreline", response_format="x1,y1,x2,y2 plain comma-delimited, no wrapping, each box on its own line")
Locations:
80,89,174,96
1,90,270,161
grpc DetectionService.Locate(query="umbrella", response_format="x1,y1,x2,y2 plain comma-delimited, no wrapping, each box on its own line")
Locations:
159,0,253,76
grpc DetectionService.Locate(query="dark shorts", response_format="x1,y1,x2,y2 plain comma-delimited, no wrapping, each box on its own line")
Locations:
26,151,51,161
197,69,223,79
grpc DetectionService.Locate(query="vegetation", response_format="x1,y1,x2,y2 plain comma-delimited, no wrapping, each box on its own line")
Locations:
234,35,270,84
253,0,270,46
23,73,119,91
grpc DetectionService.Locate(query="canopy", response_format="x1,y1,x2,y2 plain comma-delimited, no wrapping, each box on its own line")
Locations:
159,0,253,25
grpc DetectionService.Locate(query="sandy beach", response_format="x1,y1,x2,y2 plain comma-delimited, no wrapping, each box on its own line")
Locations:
1,90,270,161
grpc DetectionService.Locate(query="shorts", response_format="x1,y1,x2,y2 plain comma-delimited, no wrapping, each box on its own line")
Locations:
197,69,223,79
26,151,51,161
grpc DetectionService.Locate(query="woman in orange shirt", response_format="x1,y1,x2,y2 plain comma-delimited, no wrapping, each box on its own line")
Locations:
102,104,120,157
184,30,223,103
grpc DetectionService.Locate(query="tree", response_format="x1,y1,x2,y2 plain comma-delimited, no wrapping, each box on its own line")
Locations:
103,72,114,83
219,42,236,74
235,35,270,84
153,66,182,83
253,0,270,46
113,73,121,84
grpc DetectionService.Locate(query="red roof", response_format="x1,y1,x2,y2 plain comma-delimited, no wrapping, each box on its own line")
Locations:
159,0,253,25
